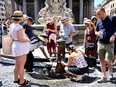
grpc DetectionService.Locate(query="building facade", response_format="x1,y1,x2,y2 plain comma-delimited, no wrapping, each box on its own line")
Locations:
11,0,94,24
0,0,6,23
101,0,116,16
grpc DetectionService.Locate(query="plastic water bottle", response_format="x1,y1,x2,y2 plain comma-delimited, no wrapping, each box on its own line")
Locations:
61,35,67,40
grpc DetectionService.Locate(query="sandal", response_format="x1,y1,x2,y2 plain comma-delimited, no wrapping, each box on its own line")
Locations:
19,79,29,86
14,79,20,83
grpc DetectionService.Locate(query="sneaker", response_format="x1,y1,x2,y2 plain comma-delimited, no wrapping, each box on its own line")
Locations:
71,75,83,81
108,70,113,79
97,77,107,83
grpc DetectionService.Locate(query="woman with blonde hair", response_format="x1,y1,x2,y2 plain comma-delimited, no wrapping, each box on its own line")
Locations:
61,45,88,81
83,19,97,67
10,11,30,86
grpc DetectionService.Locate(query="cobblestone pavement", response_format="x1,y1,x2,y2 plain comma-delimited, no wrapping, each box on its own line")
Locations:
0,45,116,87
0,58,116,87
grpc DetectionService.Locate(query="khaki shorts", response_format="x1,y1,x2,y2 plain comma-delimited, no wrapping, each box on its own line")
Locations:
97,42,114,62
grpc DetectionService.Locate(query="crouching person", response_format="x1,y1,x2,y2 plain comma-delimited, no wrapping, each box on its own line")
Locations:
61,45,88,81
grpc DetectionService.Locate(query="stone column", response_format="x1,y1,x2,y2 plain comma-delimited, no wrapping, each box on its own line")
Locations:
23,0,27,14
11,0,15,14
68,0,72,10
91,0,94,16
79,0,83,24
34,0,39,24
89,0,94,18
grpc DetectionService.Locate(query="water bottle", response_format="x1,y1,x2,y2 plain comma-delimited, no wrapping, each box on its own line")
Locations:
61,35,67,40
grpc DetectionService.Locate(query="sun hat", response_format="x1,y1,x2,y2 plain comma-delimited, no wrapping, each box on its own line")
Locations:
38,33,48,43
46,17,53,24
23,14,28,20
61,17,68,22
11,11,23,19
84,19,91,24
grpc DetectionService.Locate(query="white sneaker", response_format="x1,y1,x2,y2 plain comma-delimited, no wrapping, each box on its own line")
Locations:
72,75,83,81
108,70,113,79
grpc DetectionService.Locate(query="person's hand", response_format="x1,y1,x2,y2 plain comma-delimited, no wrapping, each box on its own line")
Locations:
110,35,115,43
46,29,50,31
65,35,70,39
61,60,65,64
98,30,103,37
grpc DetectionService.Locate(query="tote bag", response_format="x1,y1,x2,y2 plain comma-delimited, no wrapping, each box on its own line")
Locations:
2,33,13,55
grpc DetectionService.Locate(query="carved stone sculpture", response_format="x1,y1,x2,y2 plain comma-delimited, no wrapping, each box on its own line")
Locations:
38,0,74,24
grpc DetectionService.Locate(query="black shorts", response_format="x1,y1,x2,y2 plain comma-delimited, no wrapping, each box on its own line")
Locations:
68,66,88,75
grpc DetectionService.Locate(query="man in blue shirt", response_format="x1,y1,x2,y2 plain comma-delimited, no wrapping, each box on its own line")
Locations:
96,7,116,83
60,17,75,48
22,17,51,72
22,17,35,72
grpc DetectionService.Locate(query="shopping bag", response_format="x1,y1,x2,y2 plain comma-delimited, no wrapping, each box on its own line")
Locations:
2,34,13,55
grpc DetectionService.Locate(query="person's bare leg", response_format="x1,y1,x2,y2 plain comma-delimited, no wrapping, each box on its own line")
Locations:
107,61,112,72
16,55,27,84
65,67,77,77
40,47,50,61
100,59,106,78
14,59,19,81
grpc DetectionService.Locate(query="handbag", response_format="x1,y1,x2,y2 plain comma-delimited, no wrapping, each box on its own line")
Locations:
86,42,95,50
2,33,13,55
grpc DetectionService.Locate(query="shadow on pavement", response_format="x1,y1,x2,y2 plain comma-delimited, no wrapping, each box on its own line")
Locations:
30,83,49,87
18,83,49,87
79,76,99,83
110,77,116,84
28,72,66,80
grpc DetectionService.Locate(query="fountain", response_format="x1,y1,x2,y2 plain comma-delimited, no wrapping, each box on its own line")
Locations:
38,0,74,24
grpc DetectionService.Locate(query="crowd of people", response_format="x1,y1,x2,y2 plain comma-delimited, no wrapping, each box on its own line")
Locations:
0,7,116,86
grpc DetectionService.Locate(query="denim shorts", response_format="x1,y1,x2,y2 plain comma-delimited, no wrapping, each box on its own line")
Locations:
68,66,88,75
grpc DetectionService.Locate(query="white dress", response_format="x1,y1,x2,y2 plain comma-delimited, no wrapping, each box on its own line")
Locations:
10,23,29,57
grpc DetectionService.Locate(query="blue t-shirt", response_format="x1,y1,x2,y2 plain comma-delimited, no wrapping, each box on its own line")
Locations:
96,16,116,44
22,23,34,39
60,24,75,44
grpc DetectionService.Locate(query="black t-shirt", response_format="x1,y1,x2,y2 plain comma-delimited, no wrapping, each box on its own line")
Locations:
96,16,116,44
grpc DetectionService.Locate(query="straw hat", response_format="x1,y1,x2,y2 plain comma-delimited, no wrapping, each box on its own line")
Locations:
49,34,56,43
23,14,28,20
38,34,48,43
84,19,91,24
11,11,23,19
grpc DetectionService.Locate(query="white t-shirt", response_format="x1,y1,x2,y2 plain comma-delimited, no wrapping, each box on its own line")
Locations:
72,54,88,68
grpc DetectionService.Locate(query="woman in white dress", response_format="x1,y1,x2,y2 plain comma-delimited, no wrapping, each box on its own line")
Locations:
10,11,30,86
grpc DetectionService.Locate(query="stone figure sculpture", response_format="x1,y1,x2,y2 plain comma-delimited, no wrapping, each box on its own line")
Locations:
38,0,74,24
